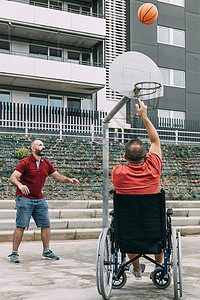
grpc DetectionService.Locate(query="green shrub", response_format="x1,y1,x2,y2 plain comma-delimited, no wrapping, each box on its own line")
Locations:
60,170,74,178
14,147,31,159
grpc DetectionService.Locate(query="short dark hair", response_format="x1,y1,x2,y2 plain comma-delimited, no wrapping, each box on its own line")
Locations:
125,138,146,163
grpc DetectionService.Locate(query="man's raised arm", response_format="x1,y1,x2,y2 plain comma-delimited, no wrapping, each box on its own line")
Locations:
135,99,162,159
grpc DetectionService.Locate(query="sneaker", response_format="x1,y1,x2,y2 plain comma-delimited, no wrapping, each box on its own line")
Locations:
8,252,20,263
129,263,146,280
42,249,59,260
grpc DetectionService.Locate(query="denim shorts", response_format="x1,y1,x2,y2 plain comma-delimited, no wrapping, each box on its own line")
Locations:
15,195,50,228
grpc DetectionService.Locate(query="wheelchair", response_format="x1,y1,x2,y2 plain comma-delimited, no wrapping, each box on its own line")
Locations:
96,189,182,300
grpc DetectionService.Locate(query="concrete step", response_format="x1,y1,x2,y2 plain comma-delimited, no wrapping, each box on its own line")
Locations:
0,199,200,241
0,200,113,210
1,207,200,220
0,218,103,231
167,201,200,208
0,228,102,242
0,208,104,219
172,216,200,227
1,200,200,210
0,225,200,242
1,216,200,231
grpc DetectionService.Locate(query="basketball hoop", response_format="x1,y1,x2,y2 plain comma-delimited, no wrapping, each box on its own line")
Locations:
133,81,161,111
133,82,162,98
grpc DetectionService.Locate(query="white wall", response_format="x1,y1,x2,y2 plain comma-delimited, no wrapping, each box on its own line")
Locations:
0,53,106,85
0,0,106,37
11,41,29,55
97,87,129,128
12,90,29,104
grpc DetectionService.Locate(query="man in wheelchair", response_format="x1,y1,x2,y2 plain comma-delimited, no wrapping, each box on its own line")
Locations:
96,99,182,300
111,99,163,280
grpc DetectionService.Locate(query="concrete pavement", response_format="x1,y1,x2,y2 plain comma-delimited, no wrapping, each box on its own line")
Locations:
0,236,200,300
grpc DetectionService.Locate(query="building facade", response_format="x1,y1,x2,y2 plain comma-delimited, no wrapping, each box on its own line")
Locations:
1,0,199,132
126,0,200,127
0,0,106,123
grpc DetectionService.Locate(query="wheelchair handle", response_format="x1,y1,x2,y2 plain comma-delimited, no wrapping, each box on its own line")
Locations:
167,208,173,216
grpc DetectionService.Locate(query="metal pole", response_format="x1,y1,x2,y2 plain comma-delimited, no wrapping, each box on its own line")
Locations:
103,96,130,123
102,95,130,228
102,122,109,228
25,119,28,137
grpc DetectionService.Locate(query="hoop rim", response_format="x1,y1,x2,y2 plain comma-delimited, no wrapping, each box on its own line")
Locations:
133,81,162,98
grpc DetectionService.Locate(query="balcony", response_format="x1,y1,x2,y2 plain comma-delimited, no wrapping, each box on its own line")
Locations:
0,52,106,94
0,0,106,48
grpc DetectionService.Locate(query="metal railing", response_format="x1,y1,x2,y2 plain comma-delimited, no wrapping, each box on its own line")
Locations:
1,102,200,144
109,127,200,145
0,102,106,140
8,0,104,18
0,50,104,68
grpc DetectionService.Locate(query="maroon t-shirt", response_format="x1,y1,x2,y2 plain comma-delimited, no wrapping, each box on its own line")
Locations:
15,153,56,199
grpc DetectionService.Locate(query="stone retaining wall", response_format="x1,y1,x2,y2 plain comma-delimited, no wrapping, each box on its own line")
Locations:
0,135,200,200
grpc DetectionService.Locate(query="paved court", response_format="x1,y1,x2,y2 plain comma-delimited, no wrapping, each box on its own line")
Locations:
0,236,199,300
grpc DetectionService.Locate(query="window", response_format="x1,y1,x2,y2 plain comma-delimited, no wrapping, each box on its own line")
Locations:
49,0,62,10
160,68,170,85
68,3,91,15
82,6,90,15
0,91,10,103
82,53,90,65
82,99,92,111
30,0,48,8
0,40,10,54
157,26,185,47
29,94,63,107
29,94,48,106
67,98,80,110
157,0,184,7
49,96,62,108
160,68,185,88
68,3,80,13
49,48,62,61
158,109,185,128
68,51,80,64
29,45,48,59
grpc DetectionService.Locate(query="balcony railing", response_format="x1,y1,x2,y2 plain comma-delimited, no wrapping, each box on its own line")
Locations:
7,0,105,18
0,50,104,68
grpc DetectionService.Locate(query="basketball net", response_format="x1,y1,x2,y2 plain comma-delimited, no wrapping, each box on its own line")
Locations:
133,82,161,110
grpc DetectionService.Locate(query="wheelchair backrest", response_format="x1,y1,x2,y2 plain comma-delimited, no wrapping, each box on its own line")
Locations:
114,191,166,254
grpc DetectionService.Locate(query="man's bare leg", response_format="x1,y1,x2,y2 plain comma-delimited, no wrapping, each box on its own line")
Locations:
155,251,164,268
128,253,141,272
41,226,50,250
13,227,25,252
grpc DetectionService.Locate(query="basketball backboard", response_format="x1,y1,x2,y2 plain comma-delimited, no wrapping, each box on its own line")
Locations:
109,51,163,101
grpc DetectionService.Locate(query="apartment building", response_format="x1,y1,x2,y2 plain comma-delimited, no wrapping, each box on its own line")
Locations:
126,0,200,127
0,0,106,125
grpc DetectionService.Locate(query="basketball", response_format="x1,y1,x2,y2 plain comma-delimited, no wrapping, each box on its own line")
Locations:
138,3,158,25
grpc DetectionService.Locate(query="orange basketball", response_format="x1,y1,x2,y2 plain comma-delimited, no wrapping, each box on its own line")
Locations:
138,3,158,25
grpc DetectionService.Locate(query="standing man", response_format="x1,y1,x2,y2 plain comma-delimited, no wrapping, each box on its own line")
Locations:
111,99,163,280
9,140,80,263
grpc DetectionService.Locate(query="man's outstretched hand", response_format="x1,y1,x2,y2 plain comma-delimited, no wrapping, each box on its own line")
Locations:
135,99,148,120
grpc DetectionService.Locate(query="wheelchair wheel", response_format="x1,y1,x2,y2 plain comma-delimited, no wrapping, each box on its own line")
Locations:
100,227,114,300
96,231,103,295
152,268,171,289
172,227,180,300
112,272,127,289
178,231,183,297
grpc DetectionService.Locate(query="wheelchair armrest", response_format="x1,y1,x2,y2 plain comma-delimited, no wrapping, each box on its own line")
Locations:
109,189,116,194
167,208,173,216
